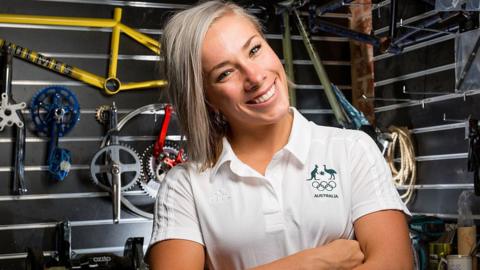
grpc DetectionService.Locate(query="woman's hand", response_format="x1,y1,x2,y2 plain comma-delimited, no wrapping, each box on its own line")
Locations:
308,239,365,270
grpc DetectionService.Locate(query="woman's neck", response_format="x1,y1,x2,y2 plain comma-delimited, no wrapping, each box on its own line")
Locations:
227,111,294,175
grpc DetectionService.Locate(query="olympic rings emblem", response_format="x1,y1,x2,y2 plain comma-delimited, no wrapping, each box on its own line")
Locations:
312,180,336,191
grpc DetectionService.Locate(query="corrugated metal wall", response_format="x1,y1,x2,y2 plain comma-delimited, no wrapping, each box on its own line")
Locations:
0,1,351,268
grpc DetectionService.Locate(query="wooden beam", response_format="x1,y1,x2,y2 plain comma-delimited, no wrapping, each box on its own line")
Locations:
349,0,376,125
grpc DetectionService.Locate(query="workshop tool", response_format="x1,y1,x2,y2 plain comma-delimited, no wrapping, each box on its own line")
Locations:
467,118,480,195
90,103,141,223
139,104,187,198
25,220,148,270
30,86,80,181
1,45,28,194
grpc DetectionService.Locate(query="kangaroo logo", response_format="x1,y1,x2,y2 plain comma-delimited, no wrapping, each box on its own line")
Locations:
307,164,320,180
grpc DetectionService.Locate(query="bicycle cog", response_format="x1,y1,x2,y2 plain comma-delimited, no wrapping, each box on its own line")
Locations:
90,144,142,192
95,105,111,124
139,141,187,198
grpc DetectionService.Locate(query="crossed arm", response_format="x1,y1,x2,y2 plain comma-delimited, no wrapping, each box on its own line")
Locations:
147,209,413,270
352,210,413,270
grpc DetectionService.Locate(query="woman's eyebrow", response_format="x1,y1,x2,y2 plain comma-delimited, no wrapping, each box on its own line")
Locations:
241,34,258,51
208,34,259,75
210,61,230,75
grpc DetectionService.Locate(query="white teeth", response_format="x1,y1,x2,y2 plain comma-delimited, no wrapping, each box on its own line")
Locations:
253,84,276,104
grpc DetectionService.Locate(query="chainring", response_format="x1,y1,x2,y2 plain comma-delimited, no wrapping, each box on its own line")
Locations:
139,141,187,198
90,144,142,192
30,86,80,137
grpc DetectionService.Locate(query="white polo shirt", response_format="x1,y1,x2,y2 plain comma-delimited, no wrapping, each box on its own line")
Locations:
148,108,410,270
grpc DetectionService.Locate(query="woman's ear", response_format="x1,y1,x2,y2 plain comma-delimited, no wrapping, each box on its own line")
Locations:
205,98,219,114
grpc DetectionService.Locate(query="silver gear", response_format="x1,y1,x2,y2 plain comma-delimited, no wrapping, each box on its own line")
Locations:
90,144,142,192
0,92,27,131
139,141,186,198
139,145,162,198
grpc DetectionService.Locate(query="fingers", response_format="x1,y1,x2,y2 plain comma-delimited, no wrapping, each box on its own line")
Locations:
326,239,365,269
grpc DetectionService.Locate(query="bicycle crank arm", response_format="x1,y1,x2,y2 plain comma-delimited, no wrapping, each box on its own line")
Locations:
112,164,122,223
47,122,71,181
2,43,28,194
90,144,142,222
31,86,80,181
13,123,27,194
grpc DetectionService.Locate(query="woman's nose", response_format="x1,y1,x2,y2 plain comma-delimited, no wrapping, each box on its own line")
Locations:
243,64,266,91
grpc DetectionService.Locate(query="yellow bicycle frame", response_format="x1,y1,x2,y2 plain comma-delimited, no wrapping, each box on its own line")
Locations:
0,8,166,95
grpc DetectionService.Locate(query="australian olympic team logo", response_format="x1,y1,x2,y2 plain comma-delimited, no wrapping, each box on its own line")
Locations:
312,180,336,191
307,164,338,193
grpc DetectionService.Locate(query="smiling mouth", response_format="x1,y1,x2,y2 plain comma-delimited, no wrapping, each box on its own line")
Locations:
248,83,276,104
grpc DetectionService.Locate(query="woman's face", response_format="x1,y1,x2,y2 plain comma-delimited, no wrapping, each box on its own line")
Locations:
202,12,290,132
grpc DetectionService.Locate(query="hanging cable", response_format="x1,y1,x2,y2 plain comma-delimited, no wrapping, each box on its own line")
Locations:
386,126,417,204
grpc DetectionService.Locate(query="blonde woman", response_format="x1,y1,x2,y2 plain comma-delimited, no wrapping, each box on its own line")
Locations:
147,1,413,269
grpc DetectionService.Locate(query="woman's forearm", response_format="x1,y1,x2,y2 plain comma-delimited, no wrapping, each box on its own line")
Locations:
249,239,364,270
248,248,327,270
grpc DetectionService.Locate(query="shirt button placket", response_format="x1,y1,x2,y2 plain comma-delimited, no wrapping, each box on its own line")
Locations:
262,156,286,232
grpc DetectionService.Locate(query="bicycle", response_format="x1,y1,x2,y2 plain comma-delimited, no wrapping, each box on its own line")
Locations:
0,7,166,95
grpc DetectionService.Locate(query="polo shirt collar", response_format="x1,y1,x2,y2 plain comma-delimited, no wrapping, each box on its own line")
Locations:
210,137,236,177
284,107,311,166
210,107,311,177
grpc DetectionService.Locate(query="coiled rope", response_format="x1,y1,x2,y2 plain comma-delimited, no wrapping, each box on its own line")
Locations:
385,126,416,204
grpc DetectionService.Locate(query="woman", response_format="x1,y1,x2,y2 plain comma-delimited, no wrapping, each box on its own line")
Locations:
147,1,413,269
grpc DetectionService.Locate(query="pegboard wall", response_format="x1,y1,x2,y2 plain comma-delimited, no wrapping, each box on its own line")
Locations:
0,0,352,269
373,1,480,219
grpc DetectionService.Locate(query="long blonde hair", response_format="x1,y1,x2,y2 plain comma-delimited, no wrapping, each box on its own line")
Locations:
161,1,263,170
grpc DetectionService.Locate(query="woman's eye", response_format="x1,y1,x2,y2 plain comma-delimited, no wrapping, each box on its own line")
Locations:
217,70,232,82
250,44,261,56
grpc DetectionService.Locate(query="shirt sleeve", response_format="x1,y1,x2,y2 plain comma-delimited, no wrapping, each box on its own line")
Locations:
147,164,204,252
349,131,411,222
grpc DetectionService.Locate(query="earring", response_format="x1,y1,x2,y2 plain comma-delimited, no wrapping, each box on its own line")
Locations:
213,111,227,129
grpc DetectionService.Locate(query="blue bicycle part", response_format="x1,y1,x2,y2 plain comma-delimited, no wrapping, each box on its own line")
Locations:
331,84,370,130
30,86,80,136
48,148,72,182
30,86,80,181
